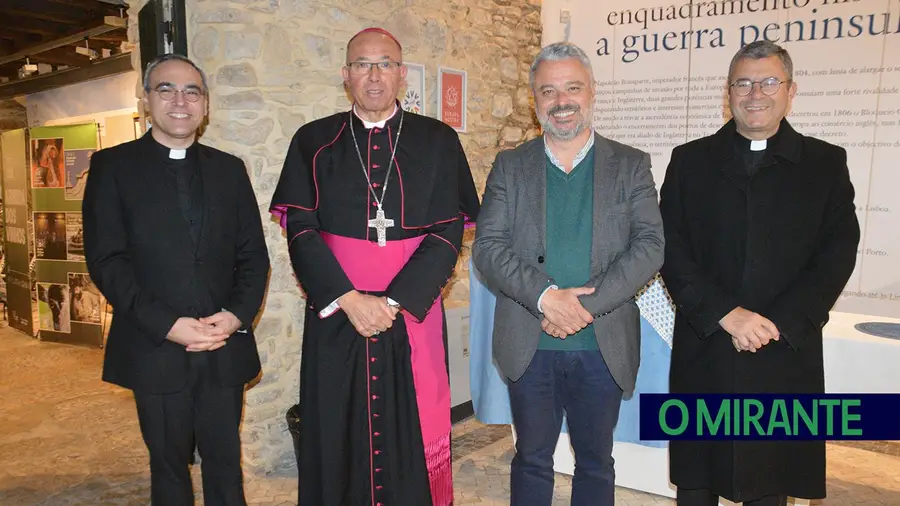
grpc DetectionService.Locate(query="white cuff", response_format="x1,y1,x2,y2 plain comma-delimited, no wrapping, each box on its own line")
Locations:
537,285,558,313
319,300,340,318
320,297,399,318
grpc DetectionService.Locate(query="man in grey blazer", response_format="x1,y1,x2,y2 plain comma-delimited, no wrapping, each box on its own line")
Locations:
472,41,664,506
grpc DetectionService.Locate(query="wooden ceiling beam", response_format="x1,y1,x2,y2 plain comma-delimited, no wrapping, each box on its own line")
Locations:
27,47,94,67
48,0,123,11
4,0,94,22
89,32,128,42
0,16,126,67
4,17,75,38
0,8,85,25
0,52,132,100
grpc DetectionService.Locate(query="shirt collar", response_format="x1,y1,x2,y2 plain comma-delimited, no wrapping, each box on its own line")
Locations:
544,132,595,172
352,103,398,129
144,130,198,162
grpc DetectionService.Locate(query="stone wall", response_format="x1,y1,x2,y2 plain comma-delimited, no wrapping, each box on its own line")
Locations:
126,0,542,474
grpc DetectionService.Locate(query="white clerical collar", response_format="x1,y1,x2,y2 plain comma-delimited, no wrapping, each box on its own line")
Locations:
353,103,398,129
750,139,767,151
169,148,187,160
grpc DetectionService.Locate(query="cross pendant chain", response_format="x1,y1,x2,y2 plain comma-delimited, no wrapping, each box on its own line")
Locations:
349,109,405,247
368,207,394,247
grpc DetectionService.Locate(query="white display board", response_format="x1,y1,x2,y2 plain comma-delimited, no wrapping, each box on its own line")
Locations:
542,0,900,319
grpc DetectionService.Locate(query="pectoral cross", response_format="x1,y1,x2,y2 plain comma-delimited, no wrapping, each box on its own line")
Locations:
368,207,394,247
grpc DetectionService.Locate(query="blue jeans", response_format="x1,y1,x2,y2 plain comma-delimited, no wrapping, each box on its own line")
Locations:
508,350,623,506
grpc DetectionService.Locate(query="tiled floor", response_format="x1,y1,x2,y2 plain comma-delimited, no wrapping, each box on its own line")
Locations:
2,328,899,505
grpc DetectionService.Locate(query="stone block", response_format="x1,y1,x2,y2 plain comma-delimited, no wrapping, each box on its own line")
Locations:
225,30,263,60
280,0,317,17
191,27,219,60
263,25,292,66
219,90,265,110
516,86,533,108
500,56,519,81
501,126,523,144
277,108,307,137
217,63,258,87
220,117,275,146
192,7,252,24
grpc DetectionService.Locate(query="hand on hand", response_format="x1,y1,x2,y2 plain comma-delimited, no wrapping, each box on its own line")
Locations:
192,311,242,351
541,287,595,336
720,307,779,353
166,317,229,352
542,318,568,339
338,290,396,338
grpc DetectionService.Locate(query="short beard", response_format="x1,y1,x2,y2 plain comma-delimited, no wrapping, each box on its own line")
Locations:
537,104,589,141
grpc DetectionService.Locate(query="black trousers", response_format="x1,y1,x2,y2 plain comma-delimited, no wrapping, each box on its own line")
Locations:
134,353,247,506
677,488,787,506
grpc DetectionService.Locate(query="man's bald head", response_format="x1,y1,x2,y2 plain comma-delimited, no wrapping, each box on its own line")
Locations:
341,27,407,123
346,28,402,63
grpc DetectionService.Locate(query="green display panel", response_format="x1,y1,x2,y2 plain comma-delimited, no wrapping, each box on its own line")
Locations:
30,124,104,347
1,128,35,336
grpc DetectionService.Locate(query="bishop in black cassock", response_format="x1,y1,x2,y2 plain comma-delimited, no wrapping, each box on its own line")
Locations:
270,30,479,506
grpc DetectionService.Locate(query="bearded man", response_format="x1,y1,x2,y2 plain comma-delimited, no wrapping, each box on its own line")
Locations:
472,41,664,506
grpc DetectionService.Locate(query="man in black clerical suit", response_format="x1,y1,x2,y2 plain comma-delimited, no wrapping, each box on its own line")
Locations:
83,54,270,506
660,41,860,506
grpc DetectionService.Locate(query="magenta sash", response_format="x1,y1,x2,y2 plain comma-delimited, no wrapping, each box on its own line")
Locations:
321,232,453,506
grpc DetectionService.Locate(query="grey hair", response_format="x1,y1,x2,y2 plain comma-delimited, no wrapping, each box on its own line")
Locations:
728,40,794,83
142,53,210,95
529,42,594,90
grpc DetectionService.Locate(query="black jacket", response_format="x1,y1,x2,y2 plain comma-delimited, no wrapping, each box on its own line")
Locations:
659,119,860,501
83,133,270,394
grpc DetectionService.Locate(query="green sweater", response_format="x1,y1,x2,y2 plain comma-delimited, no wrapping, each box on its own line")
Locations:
538,148,599,351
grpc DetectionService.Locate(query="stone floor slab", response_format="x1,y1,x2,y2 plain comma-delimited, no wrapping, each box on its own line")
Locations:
2,328,899,505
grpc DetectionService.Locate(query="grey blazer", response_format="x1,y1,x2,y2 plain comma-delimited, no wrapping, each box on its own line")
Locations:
471,132,664,396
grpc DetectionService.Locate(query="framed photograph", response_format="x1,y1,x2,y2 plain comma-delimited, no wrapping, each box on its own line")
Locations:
437,67,467,133
31,138,65,189
33,212,68,261
66,212,84,261
38,282,71,333
402,62,426,115
64,149,94,201
68,273,103,325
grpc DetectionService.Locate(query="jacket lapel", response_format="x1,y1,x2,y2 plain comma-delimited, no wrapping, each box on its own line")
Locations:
522,138,547,250
591,133,621,264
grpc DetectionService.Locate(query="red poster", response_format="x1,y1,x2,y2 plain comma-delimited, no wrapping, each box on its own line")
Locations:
438,68,466,132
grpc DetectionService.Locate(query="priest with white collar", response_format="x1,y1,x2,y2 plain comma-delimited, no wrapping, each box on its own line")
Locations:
659,40,860,506
83,53,270,506
270,28,480,506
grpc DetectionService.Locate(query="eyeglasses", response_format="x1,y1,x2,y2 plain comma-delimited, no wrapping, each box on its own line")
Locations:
153,86,204,102
346,61,402,74
730,77,789,96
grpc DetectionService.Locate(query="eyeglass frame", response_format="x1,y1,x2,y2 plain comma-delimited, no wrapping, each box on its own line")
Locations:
151,85,205,103
345,60,404,74
729,76,791,97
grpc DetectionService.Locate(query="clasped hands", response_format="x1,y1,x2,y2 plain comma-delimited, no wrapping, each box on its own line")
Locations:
338,290,400,338
166,310,242,352
540,286,596,339
719,307,780,353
